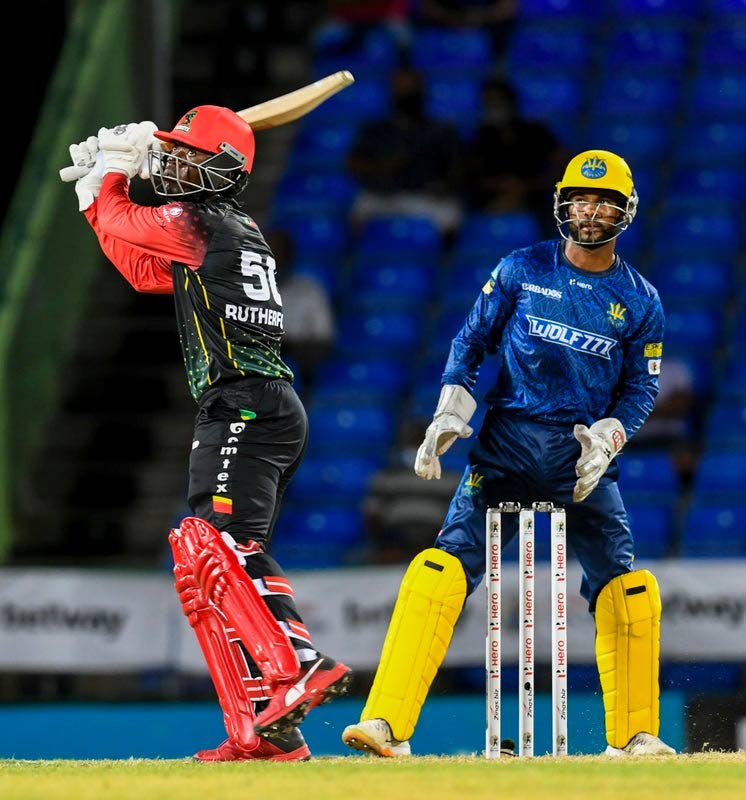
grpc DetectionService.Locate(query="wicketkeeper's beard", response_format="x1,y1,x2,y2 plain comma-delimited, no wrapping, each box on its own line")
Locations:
567,217,616,249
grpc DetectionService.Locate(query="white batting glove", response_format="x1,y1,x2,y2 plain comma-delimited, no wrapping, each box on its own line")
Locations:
58,135,105,211
414,384,477,480
99,121,158,179
572,418,626,503
59,135,100,182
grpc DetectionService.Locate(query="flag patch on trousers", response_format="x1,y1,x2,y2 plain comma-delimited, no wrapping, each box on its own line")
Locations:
212,495,233,514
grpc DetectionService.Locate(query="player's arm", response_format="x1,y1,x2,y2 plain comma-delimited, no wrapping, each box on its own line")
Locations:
572,295,664,503
608,294,665,438
441,262,517,391
415,262,517,479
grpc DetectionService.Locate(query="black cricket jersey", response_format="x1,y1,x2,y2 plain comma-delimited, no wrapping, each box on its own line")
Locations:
86,173,293,401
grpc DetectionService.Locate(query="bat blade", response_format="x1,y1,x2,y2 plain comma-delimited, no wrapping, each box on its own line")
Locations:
237,70,355,130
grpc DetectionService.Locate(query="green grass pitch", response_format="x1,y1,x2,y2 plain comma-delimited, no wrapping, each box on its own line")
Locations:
1,753,745,800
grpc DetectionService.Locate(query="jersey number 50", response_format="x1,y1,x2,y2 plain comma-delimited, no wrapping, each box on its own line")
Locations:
240,251,282,305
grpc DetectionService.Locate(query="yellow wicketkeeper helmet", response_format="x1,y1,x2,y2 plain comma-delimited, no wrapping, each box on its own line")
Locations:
553,149,638,247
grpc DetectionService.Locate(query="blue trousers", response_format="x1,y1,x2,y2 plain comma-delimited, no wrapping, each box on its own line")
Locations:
435,410,634,611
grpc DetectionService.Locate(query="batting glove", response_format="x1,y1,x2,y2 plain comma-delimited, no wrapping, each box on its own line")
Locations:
58,135,105,211
414,384,477,480
99,121,158,179
572,417,626,503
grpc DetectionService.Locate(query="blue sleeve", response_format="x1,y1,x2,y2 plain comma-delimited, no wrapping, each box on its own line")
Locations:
441,258,520,392
609,293,665,438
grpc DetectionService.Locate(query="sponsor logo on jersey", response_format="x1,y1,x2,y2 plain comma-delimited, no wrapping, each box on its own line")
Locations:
607,302,627,324
527,315,617,359
648,359,661,375
522,282,563,300
644,342,663,357
482,279,495,295
463,471,484,497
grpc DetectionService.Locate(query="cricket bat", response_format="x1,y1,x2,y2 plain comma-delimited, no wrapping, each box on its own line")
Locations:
237,70,355,130
59,71,355,182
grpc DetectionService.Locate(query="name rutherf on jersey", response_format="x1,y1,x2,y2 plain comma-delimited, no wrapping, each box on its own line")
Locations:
225,304,283,328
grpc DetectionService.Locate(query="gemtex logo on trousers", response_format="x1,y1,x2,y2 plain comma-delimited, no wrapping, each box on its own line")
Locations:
526,315,617,359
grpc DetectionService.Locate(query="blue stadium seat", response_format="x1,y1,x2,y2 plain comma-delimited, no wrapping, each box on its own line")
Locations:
663,307,723,352
424,77,482,139
626,505,675,559
278,216,348,260
681,503,746,557
411,26,494,79
689,71,746,116
702,402,746,449
287,454,383,503
307,78,391,124
337,308,423,355
706,0,746,16
618,451,680,500
288,257,341,297
312,24,400,80
356,215,443,260
517,0,604,19
273,172,358,217
505,22,592,72
315,357,410,401
668,166,745,203
272,505,366,567
673,120,746,165
585,117,671,163
607,24,689,68
657,206,741,257
289,122,359,172
595,74,682,117
699,25,746,67
608,0,703,17
692,451,746,498
716,352,746,399
354,259,433,299
513,73,584,124
649,260,733,306
306,403,396,452
452,212,543,260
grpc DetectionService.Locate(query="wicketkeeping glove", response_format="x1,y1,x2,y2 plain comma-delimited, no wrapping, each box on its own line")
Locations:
414,384,477,480
98,120,158,179
572,417,626,503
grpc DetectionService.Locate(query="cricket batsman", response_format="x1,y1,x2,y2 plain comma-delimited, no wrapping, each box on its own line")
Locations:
60,107,351,761
342,150,676,758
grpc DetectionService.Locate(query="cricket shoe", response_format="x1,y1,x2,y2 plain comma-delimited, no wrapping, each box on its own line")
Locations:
605,732,676,757
194,727,311,762
341,718,412,758
253,655,352,737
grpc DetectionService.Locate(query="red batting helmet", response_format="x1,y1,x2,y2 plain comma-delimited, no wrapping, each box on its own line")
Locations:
154,105,255,173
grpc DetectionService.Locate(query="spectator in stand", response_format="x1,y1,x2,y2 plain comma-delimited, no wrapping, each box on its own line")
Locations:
264,227,336,399
415,0,518,58
464,76,567,229
347,64,466,237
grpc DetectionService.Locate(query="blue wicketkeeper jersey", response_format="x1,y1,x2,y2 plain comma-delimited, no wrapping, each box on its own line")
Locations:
441,239,665,438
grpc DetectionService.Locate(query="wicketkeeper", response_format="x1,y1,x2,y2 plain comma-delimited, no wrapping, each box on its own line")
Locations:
343,150,675,758
61,106,351,762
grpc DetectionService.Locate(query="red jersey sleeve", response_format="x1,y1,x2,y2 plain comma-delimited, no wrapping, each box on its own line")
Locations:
84,173,210,293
